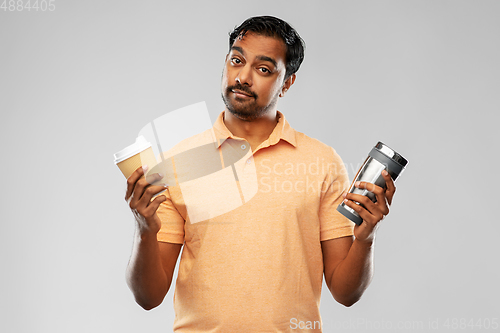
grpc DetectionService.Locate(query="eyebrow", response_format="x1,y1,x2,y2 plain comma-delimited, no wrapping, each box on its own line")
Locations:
230,46,278,68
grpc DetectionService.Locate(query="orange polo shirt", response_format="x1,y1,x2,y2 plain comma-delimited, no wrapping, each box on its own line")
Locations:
156,111,354,332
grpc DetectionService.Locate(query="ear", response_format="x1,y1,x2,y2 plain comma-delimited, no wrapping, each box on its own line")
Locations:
279,73,296,97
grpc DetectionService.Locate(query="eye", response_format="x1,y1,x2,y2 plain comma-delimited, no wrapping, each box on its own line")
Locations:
259,67,271,74
231,57,242,65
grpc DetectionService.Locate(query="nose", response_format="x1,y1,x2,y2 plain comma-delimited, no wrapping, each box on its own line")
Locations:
235,64,252,87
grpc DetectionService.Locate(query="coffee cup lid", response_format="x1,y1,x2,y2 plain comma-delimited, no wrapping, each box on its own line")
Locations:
114,136,152,164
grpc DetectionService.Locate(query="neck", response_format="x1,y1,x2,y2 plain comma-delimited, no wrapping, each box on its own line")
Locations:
223,109,279,150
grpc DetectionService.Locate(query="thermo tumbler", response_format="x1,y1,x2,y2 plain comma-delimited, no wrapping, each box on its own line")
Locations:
337,142,408,225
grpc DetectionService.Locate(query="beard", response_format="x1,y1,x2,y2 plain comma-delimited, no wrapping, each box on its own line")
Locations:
222,84,278,122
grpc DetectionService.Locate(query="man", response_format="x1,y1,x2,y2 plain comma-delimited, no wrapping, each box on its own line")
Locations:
124,16,396,332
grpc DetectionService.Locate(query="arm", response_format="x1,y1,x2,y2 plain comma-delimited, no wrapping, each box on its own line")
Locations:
321,235,373,307
126,235,182,310
322,170,395,307
124,166,183,310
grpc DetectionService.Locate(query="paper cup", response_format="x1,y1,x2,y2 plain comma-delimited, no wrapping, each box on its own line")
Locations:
114,136,157,179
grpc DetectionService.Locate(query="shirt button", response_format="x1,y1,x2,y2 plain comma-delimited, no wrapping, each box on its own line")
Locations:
246,159,252,164
240,144,246,150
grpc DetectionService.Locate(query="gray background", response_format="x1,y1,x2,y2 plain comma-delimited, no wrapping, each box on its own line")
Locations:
1,0,499,332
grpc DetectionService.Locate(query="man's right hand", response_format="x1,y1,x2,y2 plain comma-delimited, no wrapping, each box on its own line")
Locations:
125,165,168,235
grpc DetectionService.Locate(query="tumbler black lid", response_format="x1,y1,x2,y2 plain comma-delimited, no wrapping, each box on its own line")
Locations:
374,142,408,168
337,204,363,225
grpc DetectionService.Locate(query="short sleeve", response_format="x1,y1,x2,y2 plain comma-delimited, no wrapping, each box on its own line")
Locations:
156,186,185,244
319,147,355,241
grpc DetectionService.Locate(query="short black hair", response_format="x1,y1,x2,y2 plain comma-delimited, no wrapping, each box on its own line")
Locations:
229,16,305,80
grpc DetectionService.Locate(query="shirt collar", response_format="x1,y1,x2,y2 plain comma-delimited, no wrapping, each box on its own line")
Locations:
212,110,297,149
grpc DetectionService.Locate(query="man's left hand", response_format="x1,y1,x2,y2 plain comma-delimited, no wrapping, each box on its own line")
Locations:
342,170,396,243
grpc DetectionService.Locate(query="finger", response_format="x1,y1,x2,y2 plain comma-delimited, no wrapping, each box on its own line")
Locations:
342,198,378,225
356,180,390,215
345,192,377,213
346,181,390,218
354,181,385,196
125,165,147,202
142,194,168,218
345,191,387,221
354,181,386,205
382,170,396,205
128,174,164,211
145,171,164,185
137,183,169,209
133,172,164,201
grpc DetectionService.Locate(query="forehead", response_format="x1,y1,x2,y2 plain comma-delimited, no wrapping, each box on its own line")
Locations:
231,32,287,65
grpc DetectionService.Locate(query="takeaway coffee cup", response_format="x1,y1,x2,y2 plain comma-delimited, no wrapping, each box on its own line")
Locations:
337,142,408,225
114,136,158,179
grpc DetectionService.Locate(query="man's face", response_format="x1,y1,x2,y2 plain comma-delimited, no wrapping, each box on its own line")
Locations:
221,32,291,121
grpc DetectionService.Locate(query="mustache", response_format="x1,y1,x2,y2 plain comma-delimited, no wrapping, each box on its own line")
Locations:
227,84,257,98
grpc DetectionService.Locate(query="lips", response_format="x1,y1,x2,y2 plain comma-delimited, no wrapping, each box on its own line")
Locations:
231,89,254,98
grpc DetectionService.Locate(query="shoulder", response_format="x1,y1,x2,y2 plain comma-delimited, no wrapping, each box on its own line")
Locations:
294,130,344,163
